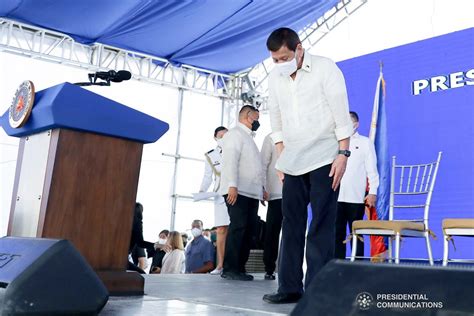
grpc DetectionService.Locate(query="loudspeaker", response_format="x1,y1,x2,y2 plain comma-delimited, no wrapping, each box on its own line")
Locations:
292,260,474,316
0,237,108,315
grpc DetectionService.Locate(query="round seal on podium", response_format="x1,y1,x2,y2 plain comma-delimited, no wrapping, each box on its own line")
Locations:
9,80,35,128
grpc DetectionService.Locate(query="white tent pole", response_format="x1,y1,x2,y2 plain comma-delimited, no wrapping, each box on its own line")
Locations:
235,99,240,127
170,84,185,231
220,98,225,126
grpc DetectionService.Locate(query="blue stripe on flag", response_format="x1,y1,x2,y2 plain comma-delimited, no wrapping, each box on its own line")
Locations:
374,78,391,221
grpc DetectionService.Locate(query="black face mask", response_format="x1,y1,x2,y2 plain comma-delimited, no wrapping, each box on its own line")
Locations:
251,120,260,132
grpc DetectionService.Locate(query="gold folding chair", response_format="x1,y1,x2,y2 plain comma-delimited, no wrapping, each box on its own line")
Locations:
442,218,474,266
350,152,442,265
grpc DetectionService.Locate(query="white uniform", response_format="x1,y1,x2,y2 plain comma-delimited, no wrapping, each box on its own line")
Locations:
338,132,379,203
199,146,230,227
219,123,264,200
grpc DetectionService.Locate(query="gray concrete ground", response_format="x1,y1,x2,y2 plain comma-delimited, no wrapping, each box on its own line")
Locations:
100,273,296,316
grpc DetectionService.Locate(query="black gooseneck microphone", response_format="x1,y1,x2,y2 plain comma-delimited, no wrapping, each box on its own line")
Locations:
74,70,132,86
94,70,132,83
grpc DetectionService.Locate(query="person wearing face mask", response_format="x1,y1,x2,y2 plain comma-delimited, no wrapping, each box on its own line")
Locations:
157,230,169,246
262,28,353,304
184,219,215,274
335,111,379,259
219,105,264,281
198,126,230,275
150,229,170,274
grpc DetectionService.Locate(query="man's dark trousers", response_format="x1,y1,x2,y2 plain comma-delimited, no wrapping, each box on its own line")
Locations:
278,164,338,294
223,194,259,274
263,199,282,275
335,202,365,259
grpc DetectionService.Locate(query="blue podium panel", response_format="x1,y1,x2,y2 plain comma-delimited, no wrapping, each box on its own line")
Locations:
0,82,169,144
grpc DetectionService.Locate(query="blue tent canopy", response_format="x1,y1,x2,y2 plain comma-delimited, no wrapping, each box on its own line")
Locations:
0,0,338,74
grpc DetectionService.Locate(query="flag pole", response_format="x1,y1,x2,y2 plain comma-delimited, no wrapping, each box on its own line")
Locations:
369,61,383,142
369,60,389,262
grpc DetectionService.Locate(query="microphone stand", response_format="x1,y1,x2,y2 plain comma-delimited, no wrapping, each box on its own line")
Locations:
74,81,110,87
73,70,130,86
74,73,112,87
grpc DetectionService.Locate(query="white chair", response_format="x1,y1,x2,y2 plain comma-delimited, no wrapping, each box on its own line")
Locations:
442,218,474,266
350,152,442,265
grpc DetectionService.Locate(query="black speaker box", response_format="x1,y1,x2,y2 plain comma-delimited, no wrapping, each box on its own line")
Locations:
292,260,474,316
0,237,108,315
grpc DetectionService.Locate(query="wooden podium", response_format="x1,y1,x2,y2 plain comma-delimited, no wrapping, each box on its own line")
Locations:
1,82,169,295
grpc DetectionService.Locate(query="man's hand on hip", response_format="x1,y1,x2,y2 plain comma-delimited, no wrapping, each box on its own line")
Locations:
227,187,238,206
329,155,348,191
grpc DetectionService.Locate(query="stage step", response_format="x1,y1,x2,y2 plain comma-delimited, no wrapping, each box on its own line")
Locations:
245,249,266,273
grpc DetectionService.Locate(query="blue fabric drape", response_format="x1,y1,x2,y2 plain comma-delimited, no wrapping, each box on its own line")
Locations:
0,0,338,74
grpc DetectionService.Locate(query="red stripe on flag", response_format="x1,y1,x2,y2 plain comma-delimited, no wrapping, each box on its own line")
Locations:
366,180,387,258
368,206,387,257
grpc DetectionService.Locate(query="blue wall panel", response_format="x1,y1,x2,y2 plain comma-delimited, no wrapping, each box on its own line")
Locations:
337,28,474,260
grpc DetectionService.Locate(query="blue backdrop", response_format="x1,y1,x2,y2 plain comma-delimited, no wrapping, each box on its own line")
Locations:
337,27,474,260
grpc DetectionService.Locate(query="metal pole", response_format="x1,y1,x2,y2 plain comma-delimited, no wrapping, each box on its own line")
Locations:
220,98,225,126
170,81,185,231
162,153,204,163
235,99,241,127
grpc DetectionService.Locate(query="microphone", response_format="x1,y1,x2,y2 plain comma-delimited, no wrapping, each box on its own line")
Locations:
113,70,132,82
74,70,132,87
94,70,132,83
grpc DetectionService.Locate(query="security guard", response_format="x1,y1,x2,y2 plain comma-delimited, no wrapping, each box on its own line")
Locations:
199,126,229,275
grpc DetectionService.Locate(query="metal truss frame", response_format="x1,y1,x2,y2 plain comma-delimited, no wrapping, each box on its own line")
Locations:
0,18,241,99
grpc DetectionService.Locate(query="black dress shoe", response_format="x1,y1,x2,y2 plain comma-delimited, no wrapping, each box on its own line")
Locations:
223,271,253,281
263,292,302,304
264,273,276,280
241,273,254,280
